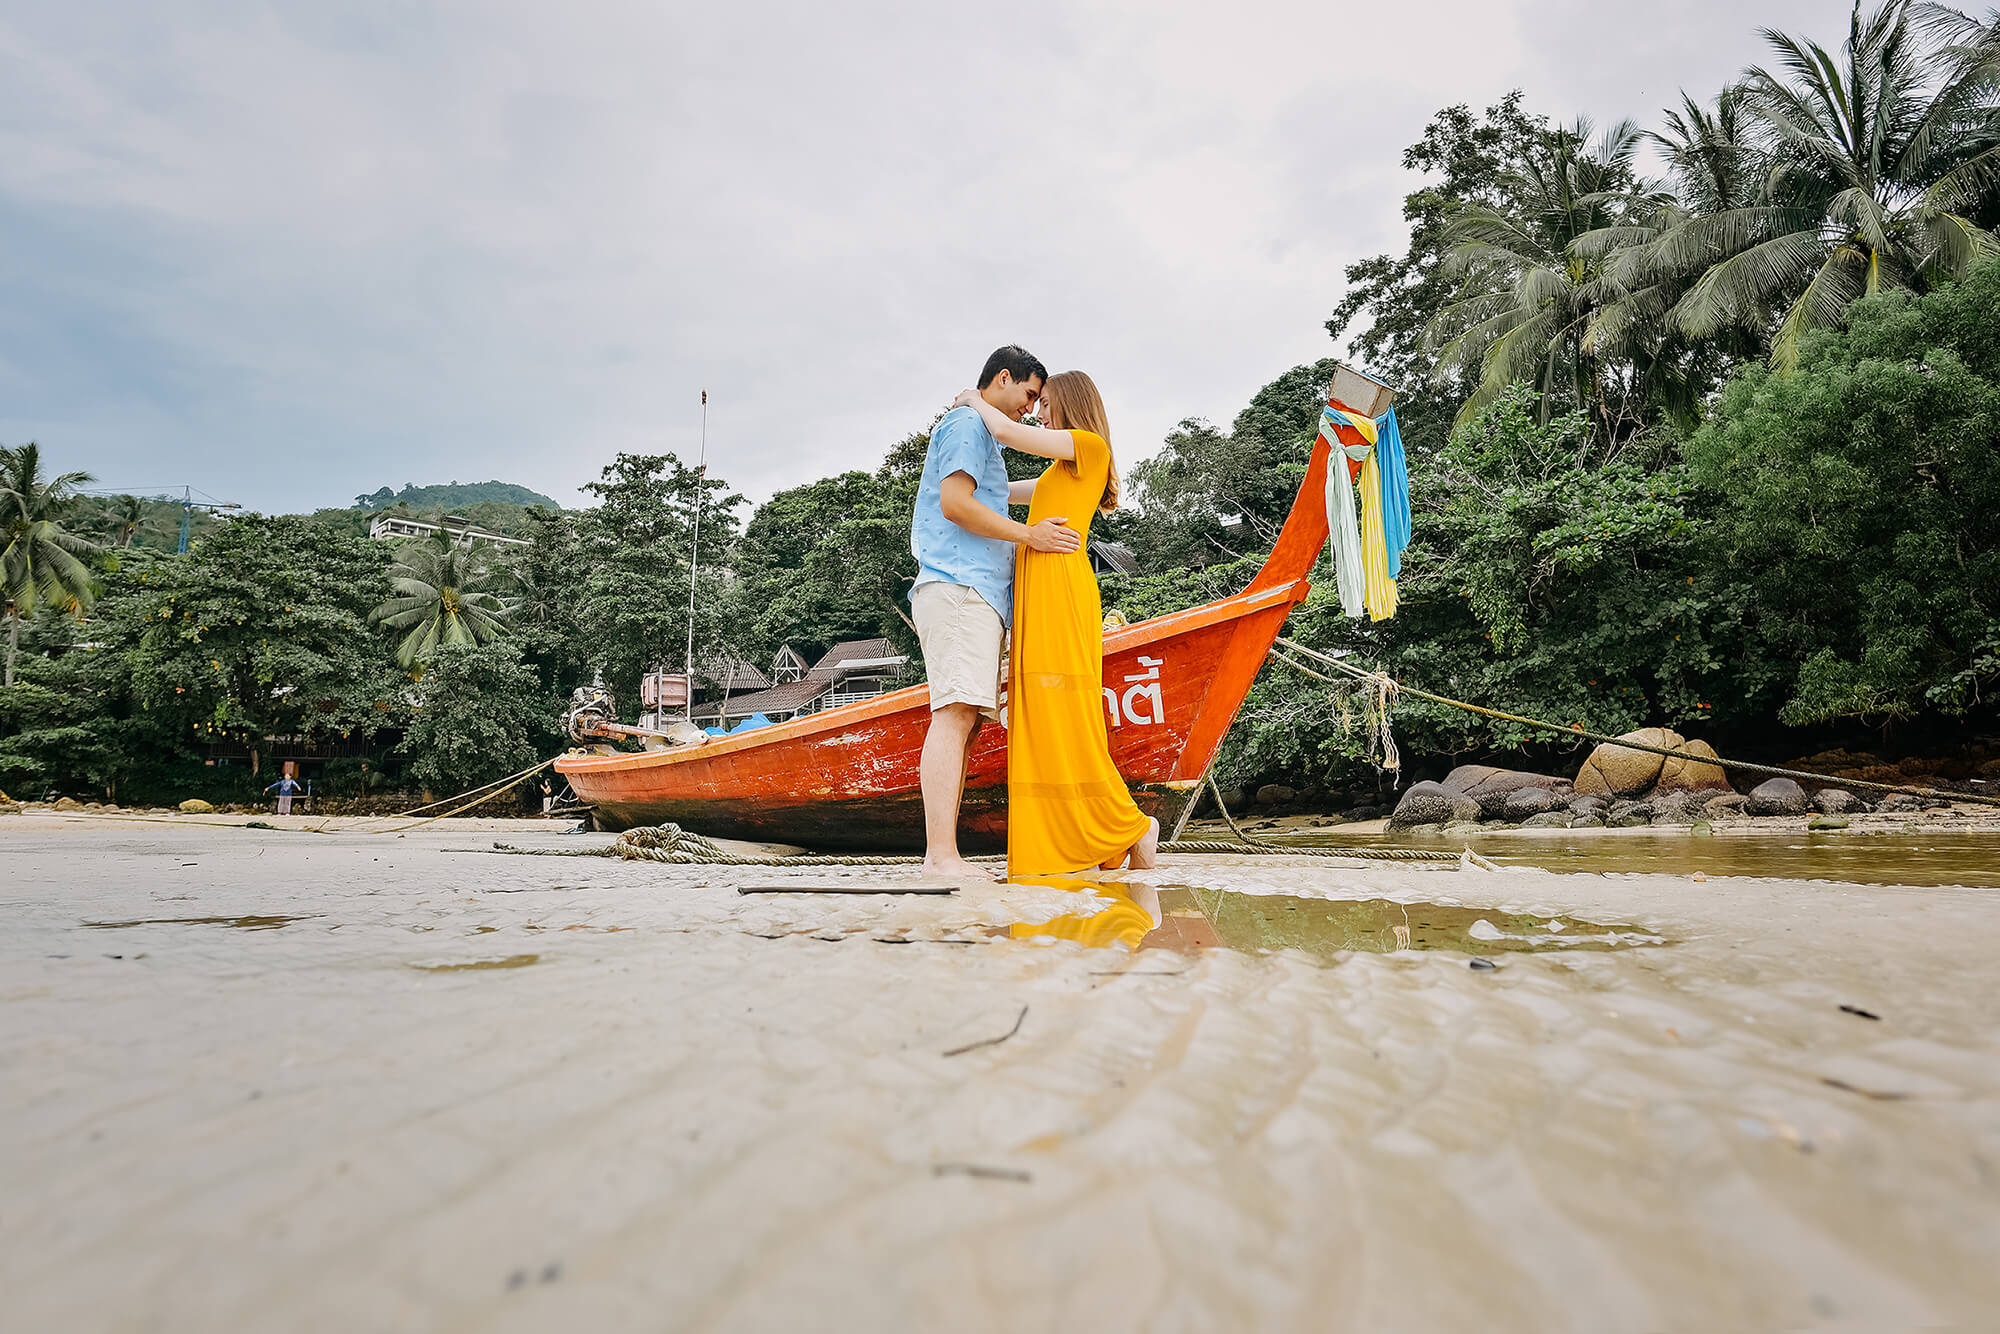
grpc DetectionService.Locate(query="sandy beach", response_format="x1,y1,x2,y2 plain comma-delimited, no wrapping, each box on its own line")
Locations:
4,811,1998,1331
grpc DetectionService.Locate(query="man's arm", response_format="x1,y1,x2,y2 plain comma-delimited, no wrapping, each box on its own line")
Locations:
940,472,1080,552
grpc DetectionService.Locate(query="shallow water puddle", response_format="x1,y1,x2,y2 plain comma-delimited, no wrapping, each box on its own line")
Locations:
83,914,318,931
1005,880,1663,964
1288,828,2000,887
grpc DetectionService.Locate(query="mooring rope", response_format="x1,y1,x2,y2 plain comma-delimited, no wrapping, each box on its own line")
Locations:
484,822,1463,866
1271,642,1401,773
1268,636,2000,809
307,755,564,835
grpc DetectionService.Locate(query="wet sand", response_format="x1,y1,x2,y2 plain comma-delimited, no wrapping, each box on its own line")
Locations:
4,812,1998,1331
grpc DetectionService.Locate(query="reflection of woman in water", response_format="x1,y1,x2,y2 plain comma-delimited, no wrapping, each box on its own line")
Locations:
1009,878,1162,951
954,372,1160,879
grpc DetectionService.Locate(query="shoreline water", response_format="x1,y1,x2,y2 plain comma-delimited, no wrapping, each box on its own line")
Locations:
4,815,1997,1330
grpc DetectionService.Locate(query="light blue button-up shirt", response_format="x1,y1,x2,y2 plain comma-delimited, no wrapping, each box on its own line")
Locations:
910,405,1014,623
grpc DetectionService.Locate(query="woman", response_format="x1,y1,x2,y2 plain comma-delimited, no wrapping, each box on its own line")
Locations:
953,371,1160,877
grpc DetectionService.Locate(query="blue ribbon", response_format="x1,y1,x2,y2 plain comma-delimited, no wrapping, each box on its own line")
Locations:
1374,408,1411,577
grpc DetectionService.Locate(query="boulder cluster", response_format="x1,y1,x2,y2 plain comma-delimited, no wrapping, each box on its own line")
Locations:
1387,729,1921,834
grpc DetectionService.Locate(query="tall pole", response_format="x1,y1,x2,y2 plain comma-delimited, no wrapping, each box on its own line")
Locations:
683,389,708,719
178,486,193,555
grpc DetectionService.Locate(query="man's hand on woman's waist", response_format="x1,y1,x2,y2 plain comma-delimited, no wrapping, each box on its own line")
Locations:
939,472,1082,553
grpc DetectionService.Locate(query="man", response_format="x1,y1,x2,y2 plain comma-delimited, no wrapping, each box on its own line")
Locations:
911,344,1081,879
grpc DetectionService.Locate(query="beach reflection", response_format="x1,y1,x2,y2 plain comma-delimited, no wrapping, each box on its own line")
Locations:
1001,879,1665,962
1007,877,1161,951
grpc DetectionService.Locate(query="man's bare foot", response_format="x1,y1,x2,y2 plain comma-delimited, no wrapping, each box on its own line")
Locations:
922,855,1002,882
1126,818,1160,870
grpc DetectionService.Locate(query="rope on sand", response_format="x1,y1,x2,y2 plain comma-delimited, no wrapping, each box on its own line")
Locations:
320,756,563,835
370,759,562,834
485,823,1462,866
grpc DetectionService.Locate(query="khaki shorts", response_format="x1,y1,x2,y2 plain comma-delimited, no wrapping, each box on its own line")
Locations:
912,580,1007,718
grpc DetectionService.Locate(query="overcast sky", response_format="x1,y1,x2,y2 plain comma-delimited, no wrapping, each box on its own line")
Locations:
1,0,1838,515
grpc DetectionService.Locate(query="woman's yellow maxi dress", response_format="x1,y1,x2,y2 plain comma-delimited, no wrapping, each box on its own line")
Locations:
1008,430,1154,878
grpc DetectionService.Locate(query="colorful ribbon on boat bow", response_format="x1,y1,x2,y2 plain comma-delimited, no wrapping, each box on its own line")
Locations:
1319,403,1411,620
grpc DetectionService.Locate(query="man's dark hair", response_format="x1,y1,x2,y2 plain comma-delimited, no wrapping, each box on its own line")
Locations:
977,345,1047,390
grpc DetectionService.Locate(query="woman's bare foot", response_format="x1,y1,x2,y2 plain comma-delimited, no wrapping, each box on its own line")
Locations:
1120,820,1168,872
1126,818,1160,870
921,855,1002,882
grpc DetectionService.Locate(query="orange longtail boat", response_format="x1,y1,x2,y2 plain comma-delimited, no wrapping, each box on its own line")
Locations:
556,370,1390,851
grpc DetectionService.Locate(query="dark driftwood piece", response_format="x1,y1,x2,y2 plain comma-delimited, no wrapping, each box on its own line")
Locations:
932,1163,1032,1183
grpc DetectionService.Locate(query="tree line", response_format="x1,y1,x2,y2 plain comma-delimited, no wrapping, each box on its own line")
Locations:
3,0,1996,807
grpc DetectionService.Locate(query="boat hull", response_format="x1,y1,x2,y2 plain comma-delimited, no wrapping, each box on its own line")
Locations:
582,781,1199,854
558,580,1309,851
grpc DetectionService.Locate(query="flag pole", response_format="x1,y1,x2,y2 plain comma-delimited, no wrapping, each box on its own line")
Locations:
684,389,708,719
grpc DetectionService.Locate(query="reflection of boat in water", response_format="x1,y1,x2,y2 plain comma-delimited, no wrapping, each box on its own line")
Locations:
556,371,1390,852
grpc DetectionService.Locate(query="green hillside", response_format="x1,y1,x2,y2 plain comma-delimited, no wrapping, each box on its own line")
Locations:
353,480,558,511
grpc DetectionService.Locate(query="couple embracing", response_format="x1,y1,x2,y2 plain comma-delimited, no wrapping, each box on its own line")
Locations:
911,344,1160,882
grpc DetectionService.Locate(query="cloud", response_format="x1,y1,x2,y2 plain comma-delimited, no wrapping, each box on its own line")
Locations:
0,0,1839,512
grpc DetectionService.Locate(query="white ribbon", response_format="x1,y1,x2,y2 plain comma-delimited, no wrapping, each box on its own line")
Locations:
1324,431,1368,618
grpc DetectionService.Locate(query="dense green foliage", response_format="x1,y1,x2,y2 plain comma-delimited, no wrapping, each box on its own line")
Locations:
0,521,404,802
124,516,402,754
0,595,148,801
398,640,556,794
1139,258,2000,795
524,453,744,706
1687,264,2000,724
354,480,558,511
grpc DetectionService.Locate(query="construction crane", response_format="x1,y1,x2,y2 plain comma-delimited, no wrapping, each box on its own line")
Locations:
74,483,241,553
175,487,240,554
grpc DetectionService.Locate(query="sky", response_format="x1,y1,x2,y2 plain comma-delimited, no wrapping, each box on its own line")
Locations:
0,0,1839,516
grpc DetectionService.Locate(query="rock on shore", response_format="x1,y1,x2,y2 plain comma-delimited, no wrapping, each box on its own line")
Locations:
1655,739,1732,794
1812,788,1867,815
1440,766,1572,816
1574,728,1683,798
1745,777,1810,816
1387,781,1481,829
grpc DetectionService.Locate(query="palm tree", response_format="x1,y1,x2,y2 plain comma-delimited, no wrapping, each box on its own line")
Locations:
370,532,514,669
1428,118,1666,428
1651,85,1764,216
103,494,152,549
1,443,100,687
1649,1,2000,369
1565,86,1774,424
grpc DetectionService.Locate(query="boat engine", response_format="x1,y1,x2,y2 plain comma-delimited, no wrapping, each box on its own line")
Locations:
562,684,619,743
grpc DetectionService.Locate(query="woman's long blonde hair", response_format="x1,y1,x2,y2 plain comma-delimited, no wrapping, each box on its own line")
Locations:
1040,370,1121,512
